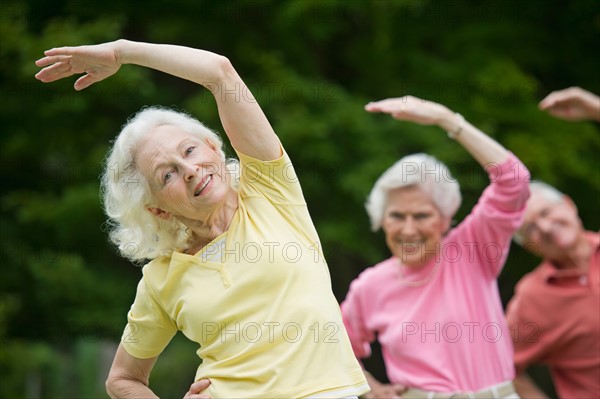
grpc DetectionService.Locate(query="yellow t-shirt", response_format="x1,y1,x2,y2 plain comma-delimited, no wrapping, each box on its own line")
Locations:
121,148,368,398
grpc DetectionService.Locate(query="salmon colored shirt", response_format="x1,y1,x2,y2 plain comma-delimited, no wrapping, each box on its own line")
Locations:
342,154,530,391
506,231,600,399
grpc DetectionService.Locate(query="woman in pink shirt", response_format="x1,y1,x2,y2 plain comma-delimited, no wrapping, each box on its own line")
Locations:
341,96,530,398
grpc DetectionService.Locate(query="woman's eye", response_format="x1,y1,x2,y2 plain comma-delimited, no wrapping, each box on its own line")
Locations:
163,171,173,183
185,146,195,155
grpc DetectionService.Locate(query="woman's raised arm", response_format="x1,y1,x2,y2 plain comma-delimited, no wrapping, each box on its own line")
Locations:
365,95,510,168
35,39,280,161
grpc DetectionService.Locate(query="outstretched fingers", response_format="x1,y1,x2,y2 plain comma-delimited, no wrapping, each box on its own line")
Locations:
366,98,404,114
34,46,79,70
34,46,85,83
365,102,384,113
35,54,72,68
34,60,75,82
43,46,79,57
35,50,100,89
538,91,562,111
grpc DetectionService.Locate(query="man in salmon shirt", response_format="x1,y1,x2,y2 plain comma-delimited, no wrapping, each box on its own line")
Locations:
506,87,600,399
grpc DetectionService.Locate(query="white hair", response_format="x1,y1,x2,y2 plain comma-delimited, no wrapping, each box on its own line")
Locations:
100,106,239,263
513,180,564,245
365,153,461,231
528,180,564,202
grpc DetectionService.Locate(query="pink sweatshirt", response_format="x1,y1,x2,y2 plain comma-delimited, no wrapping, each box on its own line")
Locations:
342,154,530,391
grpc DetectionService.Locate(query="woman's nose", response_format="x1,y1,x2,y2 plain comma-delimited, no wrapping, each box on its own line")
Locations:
183,162,198,181
401,218,417,235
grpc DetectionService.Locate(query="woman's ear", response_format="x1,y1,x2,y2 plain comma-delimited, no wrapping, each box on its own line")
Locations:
147,206,172,220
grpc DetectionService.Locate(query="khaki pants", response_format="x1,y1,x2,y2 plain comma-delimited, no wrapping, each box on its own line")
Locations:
402,381,518,399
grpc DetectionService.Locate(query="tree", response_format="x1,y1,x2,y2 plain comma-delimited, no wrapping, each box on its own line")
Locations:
1,0,598,397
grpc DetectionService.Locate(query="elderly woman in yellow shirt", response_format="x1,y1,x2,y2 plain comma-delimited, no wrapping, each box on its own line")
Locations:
35,39,369,399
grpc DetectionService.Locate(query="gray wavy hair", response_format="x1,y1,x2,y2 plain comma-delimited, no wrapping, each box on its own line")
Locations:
513,181,564,245
365,153,462,231
100,106,239,263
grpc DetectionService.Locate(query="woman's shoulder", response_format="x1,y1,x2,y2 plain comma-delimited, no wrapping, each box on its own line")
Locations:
140,255,172,283
352,257,397,287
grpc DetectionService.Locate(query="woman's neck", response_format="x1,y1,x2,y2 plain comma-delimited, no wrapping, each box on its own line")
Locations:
183,190,239,252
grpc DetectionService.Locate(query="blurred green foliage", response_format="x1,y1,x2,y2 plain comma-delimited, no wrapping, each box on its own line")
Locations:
1,0,598,397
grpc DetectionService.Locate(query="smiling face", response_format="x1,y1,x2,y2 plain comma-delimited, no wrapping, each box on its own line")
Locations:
382,185,450,267
518,190,583,258
136,124,233,222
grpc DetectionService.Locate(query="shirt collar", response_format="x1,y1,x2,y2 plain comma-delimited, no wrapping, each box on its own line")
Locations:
541,231,599,282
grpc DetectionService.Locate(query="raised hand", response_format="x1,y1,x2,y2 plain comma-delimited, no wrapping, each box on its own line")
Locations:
35,41,122,90
539,86,600,122
365,95,453,127
365,94,510,167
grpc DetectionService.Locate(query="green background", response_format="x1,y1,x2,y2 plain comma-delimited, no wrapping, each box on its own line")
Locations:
1,0,598,397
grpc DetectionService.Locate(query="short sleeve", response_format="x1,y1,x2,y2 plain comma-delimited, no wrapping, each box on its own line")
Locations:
121,277,177,359
235,146,306,205
341,279,375,359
